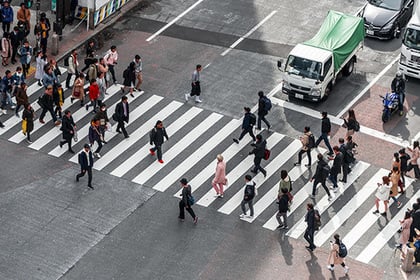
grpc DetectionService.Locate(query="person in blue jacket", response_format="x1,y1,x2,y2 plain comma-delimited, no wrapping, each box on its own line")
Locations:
1,1,13,33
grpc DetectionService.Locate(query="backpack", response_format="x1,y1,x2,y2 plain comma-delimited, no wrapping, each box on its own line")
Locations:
338,242,348,258
354,120,360,132
314,210,321,230
321,164,330,179
188,194,195,205
264,148,271,160
123,68,129,80
307,134,316,149
263,96,272,111
64,55,70,66
248,113,256,126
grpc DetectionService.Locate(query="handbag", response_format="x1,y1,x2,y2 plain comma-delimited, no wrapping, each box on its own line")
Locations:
73,126,78,142
73,91,81,98
188,195,195,206
223,178,228,186
21,119,27,135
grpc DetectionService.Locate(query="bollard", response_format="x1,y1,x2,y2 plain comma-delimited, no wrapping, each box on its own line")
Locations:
401,247,415,272
51,33,59,56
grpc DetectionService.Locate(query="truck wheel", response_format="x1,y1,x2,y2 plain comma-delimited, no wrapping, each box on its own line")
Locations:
321,83,332,101
343,58,354,77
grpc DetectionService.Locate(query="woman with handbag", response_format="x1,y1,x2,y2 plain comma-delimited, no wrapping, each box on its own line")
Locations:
278,169,293,203
179,178,198,224
373,176,392,216
342,109,358,138
212,154,227,198
70,72,85,106
88,119,103,158
22,103,34,144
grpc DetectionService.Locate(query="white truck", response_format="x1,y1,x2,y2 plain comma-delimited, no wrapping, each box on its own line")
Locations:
398,0,420,78
278,11,365,102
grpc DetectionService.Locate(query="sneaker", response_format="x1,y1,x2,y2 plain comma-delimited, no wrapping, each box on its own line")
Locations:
397,202,402,209
294,163,301,166
399,111,404,116
184,94,189,102
344,266,349,274
85,104,89,111
239,214,246,218
121,87,125,94
327,265,334,271
233,138,239,144
130,93,134,98
158,159,164,164
94,152,101,158
149,148,155,156
277,225,285,229
372,210,379,214
328,196,333,201
26,139,32,144
283,226,289,230
193,217,198,224
214,193,220,198
195,97,202,103
304,164,311,168
11,105,16,109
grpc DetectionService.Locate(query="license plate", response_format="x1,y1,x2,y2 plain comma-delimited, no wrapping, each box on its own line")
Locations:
366,29,374,35
295,94,304,99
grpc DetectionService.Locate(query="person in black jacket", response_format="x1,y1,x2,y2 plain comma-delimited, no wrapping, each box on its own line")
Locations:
391,71,405,115
39,85,60,126
257,90,271,131
233,107,256,144
409,202,420,242
328,146,343,193
310,153,332,200
59,110,75,153
276,187,289,229
81,40,95,72
76,143,94,190
178,178,198,224
339,138,350,183
149,120,169,163
121,62,136,98
114,95,129,138
249,134,267,177
304,203,316,251
399,148,410,188
10,26,20,64
315,111,333,155
22,103,34,143
240,174,256,219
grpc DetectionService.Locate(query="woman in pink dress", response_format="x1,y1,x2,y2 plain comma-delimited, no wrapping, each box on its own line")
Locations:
212,154,227,198
397,211,413,258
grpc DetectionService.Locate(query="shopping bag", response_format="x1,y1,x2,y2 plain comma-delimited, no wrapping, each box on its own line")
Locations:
22,119,27,135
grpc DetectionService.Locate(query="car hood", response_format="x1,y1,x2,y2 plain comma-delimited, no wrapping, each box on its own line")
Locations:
362,3,398,27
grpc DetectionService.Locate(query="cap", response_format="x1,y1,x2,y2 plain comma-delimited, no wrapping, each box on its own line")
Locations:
180,178,188,185
84,144,90,149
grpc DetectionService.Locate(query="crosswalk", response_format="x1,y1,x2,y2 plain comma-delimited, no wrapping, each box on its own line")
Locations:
1,77,418,265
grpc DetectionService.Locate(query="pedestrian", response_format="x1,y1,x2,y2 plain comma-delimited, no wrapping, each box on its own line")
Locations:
121,61,136,98
1,69,15,111
19,40,32,78
88,119,103,158
70,72,85,106
410,203,420,242
338,138,350,183
310,153,333,201
81,40,95,72
35,51,47,86
389,166,402,208
86,58,98,82
96,71,106,107
1,32,11,66
406,141,420,179
1,1,13,33
233,107,256,144
66,49,79,88
212,154,227,198
94,103,109,143
328,146,343,193
149,120,169,164
17,2,30,35
76,143,94,190
373,176,391,216
98,57,109,87
239,174,256,219
10,26,20,64
278,170,293,202
15,81,27,117
249,134,267,177
178,178,198,224
396,211,412,252
12,66,25,88
294,126,314,167
114,95,129,138
22,103,34,144
276,187,289,229
42,64,59,89
49,58,61,79
257,90,271,131
304,202,316,251
399,148,410,189
133,54,143,91
104,45,118,84
392,152,404,193
86,79,99,113
342,109,358,138
185,64,202,103
315,111,333,156
59,109,76,154
327,234,349,274
53,83,64,119
345,135,357,165
39,16,49,54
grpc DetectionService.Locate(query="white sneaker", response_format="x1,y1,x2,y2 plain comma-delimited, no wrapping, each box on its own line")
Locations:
26,139,32,144
333,188,338,193
184,94,189,102
328,196,333,201
11,105,16,109
239,214,245,218
344,266,349,274
327,265,334,271
94,152,101,158
195,96,202,103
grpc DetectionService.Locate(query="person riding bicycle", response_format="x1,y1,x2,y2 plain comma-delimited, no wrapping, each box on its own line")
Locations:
391,71,405,116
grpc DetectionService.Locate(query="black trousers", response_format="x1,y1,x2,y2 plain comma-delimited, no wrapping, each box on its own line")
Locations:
66,73,74,88
11,46,17,62
257,113,270,130
297,149,311,165
252,156,266,176
151,145,163,160
40,106,57,122
116,120,128,137
312,179,330,196
179,200,196,219
108,65,116,82
341,162,349,181
77,166,92,187
190,81,201,96
304,227,315,249
238,127,255,142
60,136,73,151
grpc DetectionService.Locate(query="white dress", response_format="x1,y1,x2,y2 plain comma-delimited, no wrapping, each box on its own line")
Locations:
35,56,47,80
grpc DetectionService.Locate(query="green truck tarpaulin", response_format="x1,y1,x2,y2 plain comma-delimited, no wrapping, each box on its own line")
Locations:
303,10,365,72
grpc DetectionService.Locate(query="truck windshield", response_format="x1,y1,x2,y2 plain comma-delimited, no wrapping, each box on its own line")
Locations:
368,0,401,11
285,55,322,80
403,28,420,50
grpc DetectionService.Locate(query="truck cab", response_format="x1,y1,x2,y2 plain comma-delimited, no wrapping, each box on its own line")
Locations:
399,15,420,78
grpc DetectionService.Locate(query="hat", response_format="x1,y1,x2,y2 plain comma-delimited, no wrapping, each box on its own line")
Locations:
180,178,188,185
84,144,90,149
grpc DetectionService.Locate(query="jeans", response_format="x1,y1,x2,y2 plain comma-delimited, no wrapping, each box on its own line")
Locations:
1,91,15,108
151,145,163,160
297,149,311,165
304,227,315,249
77,166,93,187
398,92,405,111
241,199,254,216
312,179,330,196
276,211,287,227
238,127,255,142
329,172,338,188
315,133,333,154
179,200,196,219
257,113,270,130
93,139,103,154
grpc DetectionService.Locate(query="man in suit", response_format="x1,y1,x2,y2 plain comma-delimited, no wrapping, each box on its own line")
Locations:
115,95,129,138
328,146,343,193
76,143,94,189
59,110,75,153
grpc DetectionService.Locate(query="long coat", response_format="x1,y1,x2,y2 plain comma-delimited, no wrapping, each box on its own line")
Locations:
61,115,75,140
22,107,34,133
213,161,227,184
327,243,345,265
1,37,11,58
15,87,28,106
35,56,47,80
71,77,85,101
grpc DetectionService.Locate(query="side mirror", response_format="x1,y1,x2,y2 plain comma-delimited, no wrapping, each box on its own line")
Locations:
395,29,401,39
319,75,325,82
277,60,282,70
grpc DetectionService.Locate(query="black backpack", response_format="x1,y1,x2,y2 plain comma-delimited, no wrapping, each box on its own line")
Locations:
263,96,272,111
64,55,70,67
354,120,360,132
248,113,256,126
338,242,348,258
123,68,129,80
307,134,316,149
314,210,321,230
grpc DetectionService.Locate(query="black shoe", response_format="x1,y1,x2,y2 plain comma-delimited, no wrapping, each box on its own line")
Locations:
233,138,239,144
88,185,94,190
68,149,75,154
59,141,63,148
76,175,79,182
305,164,311,167
250,169,257,173
130,93,134,98
305,246,314,252
372,210,379,214
70,97,74,104
294,163,301,166
124,135,130,138
339,179,347,183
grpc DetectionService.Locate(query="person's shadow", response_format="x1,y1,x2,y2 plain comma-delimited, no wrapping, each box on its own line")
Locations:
279,232,293,265
305,251,325,280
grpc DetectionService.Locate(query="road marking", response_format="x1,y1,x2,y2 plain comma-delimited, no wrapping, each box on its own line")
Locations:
220,10,277,56
146,0,205,42
336,55,400,118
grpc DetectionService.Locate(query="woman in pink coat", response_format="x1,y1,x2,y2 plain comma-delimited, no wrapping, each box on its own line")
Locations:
397,211,413,256
327,234,349,275
212,154,227,198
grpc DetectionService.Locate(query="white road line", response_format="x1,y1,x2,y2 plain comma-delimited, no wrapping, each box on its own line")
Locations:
153,118,240,192
48,87,141,157
314,169,387,247
221,10,277,56
197,133,284,207
262,148,327,231
110,106,202,177
146,0,205,42
241,140,302,221
342,177,414,251
30,85,122,150
356,186,419,264
286,161,370,239
337,55,400,118
68,95,169,167
132,112,224,185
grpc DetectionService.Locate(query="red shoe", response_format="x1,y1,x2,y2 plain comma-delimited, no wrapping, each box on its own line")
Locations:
149,148,155,156
158,159,164,164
